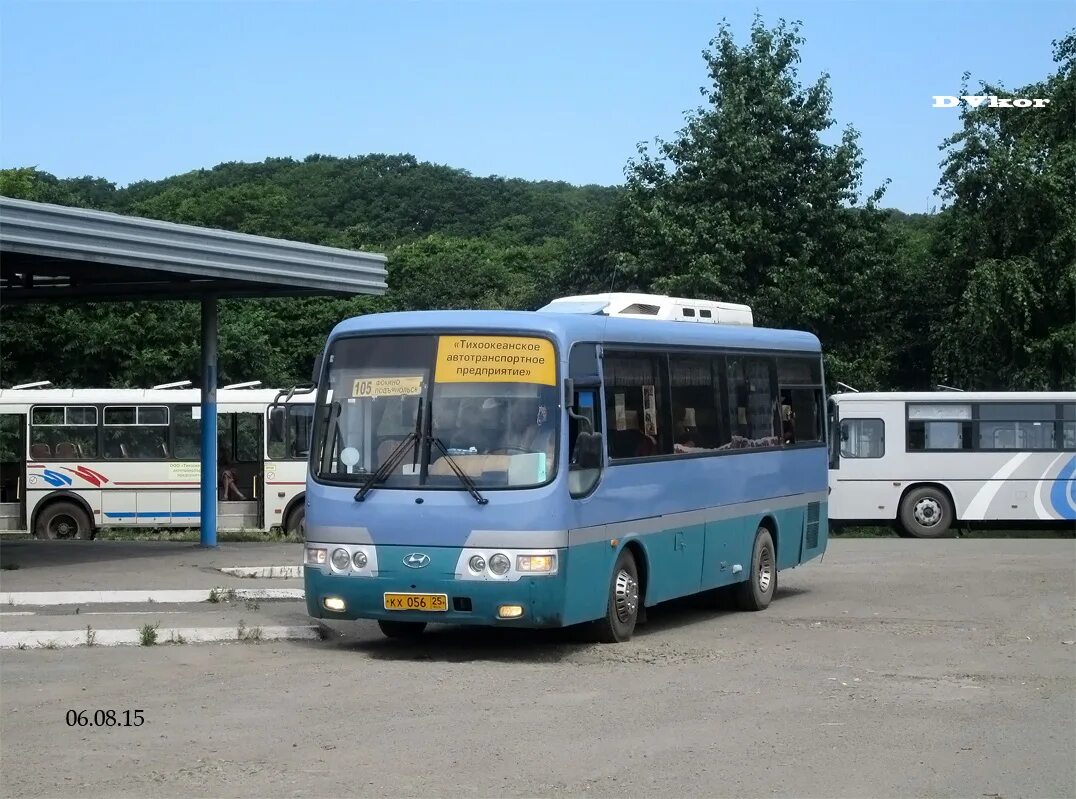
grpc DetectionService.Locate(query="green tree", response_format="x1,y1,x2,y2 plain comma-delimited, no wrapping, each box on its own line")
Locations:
620,16,905,388
931,31,1076,389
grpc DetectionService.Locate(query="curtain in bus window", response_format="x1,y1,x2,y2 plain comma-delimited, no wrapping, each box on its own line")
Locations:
669,356,721,451
840,418,885,458
725,357,778,447
907,403,973,451
603,353,666,458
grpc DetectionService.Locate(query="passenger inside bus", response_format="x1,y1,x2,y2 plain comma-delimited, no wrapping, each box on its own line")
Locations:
219,450,246,500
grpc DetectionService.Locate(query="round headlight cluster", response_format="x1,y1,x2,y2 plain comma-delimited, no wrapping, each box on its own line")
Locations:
489,553,511,576
331,548,351,571
352,550,368,569
468,555,486,573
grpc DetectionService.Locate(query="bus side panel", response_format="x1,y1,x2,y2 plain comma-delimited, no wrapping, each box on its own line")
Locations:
770,505,807,570
101,490,136,526
640,522,705,605
137,491,171,526
700,515,749,590
170,489,200,527
561,536,616,626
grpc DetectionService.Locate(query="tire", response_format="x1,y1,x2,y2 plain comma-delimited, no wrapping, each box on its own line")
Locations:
35,501,93,540
284,504,305,540
899,486,954,538
735,526,777,611
378,620,427,639
592,548,641,643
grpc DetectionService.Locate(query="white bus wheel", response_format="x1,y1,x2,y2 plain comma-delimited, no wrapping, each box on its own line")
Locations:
899,487,954,538
35,501,93,541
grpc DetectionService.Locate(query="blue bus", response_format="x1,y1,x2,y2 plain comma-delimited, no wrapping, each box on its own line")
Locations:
302,294,829,642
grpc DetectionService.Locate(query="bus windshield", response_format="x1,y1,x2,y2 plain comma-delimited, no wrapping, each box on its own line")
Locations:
313,333,559,490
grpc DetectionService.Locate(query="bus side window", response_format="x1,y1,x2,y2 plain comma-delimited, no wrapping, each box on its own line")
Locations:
840,419,885,459
568,389,602,497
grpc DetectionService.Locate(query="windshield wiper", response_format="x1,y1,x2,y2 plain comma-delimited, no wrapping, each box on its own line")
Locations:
429,436,488,505
354,432,417,502
355,397,424,502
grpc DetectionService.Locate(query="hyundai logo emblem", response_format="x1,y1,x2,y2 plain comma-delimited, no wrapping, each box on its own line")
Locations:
403,552,430,569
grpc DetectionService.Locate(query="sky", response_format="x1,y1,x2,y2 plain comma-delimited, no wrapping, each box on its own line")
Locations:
0,0,1071,212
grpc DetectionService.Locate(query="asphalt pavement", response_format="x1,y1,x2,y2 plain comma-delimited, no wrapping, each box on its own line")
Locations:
1,538,1074,798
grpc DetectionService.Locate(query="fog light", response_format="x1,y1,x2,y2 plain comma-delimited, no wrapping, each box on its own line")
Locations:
516,554,555,573
497,604,524,619
305,547,327,566
468,555,486,573
323,596,346,612
352,550,368,569
331,548,351,570
489,553,510,575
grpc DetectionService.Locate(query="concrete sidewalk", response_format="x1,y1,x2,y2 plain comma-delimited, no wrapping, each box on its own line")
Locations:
0,540,303,591
0,540,316,649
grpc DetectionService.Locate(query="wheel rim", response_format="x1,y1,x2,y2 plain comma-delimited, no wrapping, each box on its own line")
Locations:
913,497,942,527
757,543,773,593
613,568,639,624
50,514,78,539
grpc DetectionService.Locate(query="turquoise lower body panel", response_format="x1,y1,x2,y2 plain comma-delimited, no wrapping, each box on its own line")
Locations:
305,501,829,631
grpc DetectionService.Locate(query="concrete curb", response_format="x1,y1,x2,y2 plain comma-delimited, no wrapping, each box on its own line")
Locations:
219,566,302,579
0,588,305,607
0,624,322,649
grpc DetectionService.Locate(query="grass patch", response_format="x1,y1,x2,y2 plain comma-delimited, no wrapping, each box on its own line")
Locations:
1,562,20,570
207,587,237,604
139,623,159,647
16,642,28,650
85,625,96,647
42,640,58,650
168,630,187,645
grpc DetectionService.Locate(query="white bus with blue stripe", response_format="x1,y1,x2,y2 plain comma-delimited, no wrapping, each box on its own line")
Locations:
303,295,829,642
828,391,1076,537
0,386,313,538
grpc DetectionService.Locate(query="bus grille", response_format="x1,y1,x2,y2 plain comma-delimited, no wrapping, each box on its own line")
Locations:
806,502,820,549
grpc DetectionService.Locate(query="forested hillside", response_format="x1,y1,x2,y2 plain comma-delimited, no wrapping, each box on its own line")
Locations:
2,20,1072,391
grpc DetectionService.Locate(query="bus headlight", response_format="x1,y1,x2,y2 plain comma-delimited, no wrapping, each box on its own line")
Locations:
331,548,351,571
468,555,486,573
517,554,556,573
305,547,327,566
352,550,368,569
488,553,511,575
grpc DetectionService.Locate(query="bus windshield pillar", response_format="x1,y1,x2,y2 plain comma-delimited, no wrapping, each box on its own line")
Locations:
199,295,218,548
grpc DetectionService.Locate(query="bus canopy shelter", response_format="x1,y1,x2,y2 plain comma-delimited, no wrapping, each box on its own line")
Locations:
0,196,387,546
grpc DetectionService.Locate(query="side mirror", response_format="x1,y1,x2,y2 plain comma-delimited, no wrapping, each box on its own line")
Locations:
563,378,575,409
573,431,603,469
311,352,324,386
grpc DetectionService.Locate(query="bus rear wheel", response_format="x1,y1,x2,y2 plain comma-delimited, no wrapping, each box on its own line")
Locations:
35,501,93,540
593,548,640,643
899,486,954,538
735,527,776,611
378,620,426,639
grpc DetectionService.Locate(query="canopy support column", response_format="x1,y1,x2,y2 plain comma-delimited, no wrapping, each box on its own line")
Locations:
199,295,218,548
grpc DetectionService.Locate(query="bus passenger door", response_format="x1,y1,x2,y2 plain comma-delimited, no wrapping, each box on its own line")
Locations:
217,412,264,531
0,413,26,532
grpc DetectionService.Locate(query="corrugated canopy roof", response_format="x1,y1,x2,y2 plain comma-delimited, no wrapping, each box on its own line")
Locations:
0,197,387,302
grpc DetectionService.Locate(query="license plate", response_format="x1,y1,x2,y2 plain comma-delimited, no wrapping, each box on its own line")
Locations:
383,593,448,612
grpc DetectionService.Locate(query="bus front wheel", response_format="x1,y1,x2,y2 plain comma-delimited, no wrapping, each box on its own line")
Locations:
735,527,776,611
378,620,426,639
593,548,640,643
35,501,94,540
899,486,953,538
